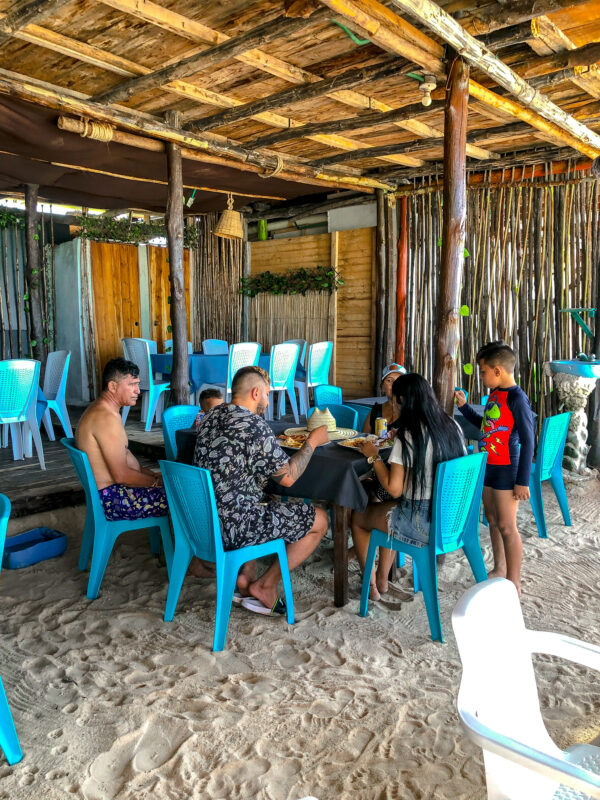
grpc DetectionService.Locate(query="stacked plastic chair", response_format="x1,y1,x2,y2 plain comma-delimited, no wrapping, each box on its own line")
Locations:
529,412,572,539
360,452,488,642
62,438,173,600
453,578,600,799
0,495,23,765
313,384,342,407
294,341,333,416
159,460,294,651
283,339,307,367
122,338,170,431
162,405,200,461
41,350,73,440
212,342,260,403
267,343,300,423
164,340,193,354
0,359,45,469
202,339,229,355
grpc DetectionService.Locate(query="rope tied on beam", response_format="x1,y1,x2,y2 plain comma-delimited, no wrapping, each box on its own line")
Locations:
259,154,284,179
78,117,114,143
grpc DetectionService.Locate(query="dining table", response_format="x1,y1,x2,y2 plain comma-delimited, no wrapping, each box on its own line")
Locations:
151,353,271,393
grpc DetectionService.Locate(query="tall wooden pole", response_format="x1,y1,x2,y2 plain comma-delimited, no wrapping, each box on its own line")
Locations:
587,247,600,467
384,194,397,366
395,195,408,365
374,188,386,393
24,183,46,364
241,217,250,341
433,55,469,414
164,110,189,406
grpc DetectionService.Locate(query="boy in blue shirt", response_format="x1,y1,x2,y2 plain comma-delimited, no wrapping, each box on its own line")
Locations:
455,342,534,596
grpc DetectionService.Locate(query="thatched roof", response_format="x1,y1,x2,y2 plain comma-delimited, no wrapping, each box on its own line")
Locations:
1,0,599,212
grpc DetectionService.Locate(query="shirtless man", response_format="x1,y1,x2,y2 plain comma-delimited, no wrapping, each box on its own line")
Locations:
76,358,168,521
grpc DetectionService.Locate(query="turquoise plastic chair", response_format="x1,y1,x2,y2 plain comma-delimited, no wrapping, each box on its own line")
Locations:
308,404,358,431
294,342,333,415
0,359,45,469
529,412,572,539
61,438,173,600
283,339,307,366
202,339,229,355
268,343,300,424
159,460,294,651
344,402,372,431
0,495,23,765
122,338,170,431
162,405,200,461
41,350,73,440
360,452,488,642
213,342,261,402
481,394,489,406
313,384,342,407
455,387,469,400
164,340,193,354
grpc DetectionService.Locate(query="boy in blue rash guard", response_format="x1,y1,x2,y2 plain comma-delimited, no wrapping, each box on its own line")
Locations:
455,342,534,597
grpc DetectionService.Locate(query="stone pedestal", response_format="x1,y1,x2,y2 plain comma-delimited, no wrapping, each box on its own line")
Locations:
544,364,597,473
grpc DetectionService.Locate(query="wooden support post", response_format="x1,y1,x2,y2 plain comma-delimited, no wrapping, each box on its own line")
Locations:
164,110,189,406
384,194,397,366
587,245,600,467
24,183,46,364
241,217,250,341
433,55,469,415
329,231,339,385
395,195,408,365
374,189,387,392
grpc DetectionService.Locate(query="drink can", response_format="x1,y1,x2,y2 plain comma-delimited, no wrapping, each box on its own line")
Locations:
375,417,387,439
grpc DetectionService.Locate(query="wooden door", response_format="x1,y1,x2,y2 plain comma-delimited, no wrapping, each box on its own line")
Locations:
148,246,191,352
90,241,141,378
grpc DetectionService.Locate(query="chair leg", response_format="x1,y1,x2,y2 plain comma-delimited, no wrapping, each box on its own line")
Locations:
266,394,274,421
0,677,23,766
1,425,7,448
121,405,130,425
56,400,73,438
149,529,161,555
87,533,116,600
158,519,174,577
549,470,571,527
9,423,23,460
529,478,547,539
212,561,238,652
25,413,45,470
396,552,405,569
462,539,488,583
42,408,56,441
413,552,443,642
78,513,94,571
163,540,192,622
276,547,295,625
359,536,379,617
287,388,299,425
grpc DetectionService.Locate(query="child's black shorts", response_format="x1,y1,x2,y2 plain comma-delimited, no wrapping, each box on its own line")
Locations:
484,464,518,491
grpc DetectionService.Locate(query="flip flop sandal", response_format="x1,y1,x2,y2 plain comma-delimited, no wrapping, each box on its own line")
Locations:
232,591,244,606
241,596,287,616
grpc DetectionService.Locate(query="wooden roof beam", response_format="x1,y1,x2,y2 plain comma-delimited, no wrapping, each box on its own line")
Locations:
378,0,600,157
0,0,72,35
460,0,591,36
92,9,329,104
518,41,600,80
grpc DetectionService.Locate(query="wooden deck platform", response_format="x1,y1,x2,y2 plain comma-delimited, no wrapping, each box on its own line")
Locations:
1,407,165,519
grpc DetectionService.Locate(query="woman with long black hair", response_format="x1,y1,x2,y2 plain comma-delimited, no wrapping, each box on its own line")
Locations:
351,373,466,601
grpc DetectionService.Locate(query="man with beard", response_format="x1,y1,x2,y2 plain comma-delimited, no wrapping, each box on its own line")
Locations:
193,365,328,615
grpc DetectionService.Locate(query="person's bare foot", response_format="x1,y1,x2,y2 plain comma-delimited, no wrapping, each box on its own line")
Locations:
248,579,278,610
487,567,507,579
236,562,256,596
376,578,388,595
369,583,381,601
187,557,216,578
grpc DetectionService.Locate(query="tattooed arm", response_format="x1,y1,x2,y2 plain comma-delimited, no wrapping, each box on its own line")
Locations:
270,425,328,488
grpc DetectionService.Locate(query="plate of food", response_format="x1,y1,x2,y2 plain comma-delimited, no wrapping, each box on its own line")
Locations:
336,434,393,451
278,432,309,449
283,408,358,443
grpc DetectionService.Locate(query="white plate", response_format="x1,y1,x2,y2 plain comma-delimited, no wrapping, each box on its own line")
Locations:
283,426,358,442
336,435,393,451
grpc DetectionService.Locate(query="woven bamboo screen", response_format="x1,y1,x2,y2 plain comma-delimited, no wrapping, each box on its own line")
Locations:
249,292,332,351
404,169,599,424
190,213,242,346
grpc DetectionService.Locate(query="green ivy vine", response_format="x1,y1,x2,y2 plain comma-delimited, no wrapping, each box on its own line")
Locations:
75,214,199,249
0,209,25,229
239,266,344,298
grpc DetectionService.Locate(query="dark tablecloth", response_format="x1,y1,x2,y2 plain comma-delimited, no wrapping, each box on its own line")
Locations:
151,353,270,392
175,421,388,513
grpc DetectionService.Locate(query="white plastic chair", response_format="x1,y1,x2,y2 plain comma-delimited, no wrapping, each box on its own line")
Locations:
164,340,193,354
294,341,333,416
212,342,260,403
0,359,45,469
267,343,300,423
452,578,600,800
202,339,229,355
283,338,307,367
40,350,73,440
121,338,170,431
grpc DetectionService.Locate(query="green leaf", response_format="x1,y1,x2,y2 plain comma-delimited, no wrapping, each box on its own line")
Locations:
463,363,473,375
42,337,49,344
23,293,29,300
464,247,470,258
459,305,470,317
30,339,37,347
33,234,39,241
167,325,172,333
437,236,442,247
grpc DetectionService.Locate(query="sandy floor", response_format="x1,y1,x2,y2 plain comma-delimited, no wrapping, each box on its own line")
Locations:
1,475,599,800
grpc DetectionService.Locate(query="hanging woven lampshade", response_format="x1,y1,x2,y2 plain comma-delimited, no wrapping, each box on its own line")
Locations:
213,192,243,240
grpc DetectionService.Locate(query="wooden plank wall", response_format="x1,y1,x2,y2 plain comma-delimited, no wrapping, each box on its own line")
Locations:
147,245,191,352
250,230,375,398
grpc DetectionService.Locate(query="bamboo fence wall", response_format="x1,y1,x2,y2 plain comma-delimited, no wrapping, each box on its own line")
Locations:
190,213,242,347
404,168,599,424
249,292,332,352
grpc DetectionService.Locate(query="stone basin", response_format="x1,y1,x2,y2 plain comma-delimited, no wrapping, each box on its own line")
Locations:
549,360,600,379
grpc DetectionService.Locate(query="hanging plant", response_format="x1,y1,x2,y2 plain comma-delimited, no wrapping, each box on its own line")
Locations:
0,209,25,229
239,266,343,297
75,214,199,249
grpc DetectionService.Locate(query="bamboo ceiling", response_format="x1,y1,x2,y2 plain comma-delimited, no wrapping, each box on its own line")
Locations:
1,0,600,212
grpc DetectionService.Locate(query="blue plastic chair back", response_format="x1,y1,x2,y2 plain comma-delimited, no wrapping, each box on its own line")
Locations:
283,339,307,365
269,343,299,390
62,438,106,520
122,338,153,390
308,404,358,430
0,360,40,423
159,460,222,565
42,350,70,402
203,339,229,355
0,494,9,577
432,452,487,554
537,412,571,481
307,342,333,387
228,342,261,389
164,340,193,354
162,405,200,461
481,394,489,406
313,384,342,406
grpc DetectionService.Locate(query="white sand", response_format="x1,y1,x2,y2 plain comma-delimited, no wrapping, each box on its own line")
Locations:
1,476,599,800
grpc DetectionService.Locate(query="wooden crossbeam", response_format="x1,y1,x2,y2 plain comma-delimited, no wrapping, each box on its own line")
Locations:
93,10,328,104
460,0,591,36
0,0,71,35
518,41,600,80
